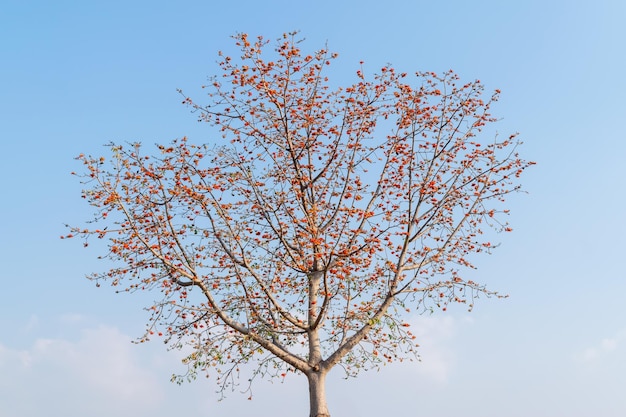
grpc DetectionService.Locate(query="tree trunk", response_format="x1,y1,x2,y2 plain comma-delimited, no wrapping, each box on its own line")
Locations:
307,369,330,417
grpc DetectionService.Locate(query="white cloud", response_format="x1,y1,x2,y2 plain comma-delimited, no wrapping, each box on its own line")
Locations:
0,324,165,417
0,313,474,417
574,328,626,364
407,317,455,382
601,338,618,351
366,314,472,384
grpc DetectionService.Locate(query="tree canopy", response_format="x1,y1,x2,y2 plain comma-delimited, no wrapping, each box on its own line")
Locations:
66,32,533,417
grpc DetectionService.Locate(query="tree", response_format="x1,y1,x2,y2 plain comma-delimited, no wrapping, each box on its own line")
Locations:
66,32,534,417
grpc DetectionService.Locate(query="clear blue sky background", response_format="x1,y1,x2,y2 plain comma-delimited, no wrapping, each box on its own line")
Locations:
1,1,625,416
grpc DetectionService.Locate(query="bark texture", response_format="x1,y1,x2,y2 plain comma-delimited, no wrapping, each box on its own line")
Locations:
307,369,330,417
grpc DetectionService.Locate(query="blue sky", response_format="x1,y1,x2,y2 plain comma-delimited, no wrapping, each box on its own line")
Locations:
1,0,625,416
